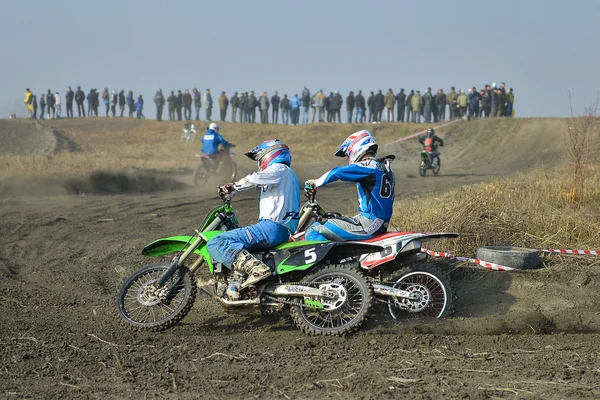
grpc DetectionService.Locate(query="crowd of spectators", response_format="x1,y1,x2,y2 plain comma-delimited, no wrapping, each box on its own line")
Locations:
23,83,515,124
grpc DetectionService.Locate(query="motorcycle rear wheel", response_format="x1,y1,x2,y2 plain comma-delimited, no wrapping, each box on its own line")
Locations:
193,164,209,186
387,264,454,320
290,265,373,336
116,263,197,331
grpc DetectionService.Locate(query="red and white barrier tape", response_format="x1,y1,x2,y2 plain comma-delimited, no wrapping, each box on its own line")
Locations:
422,247,600,272
421,248,516,271
538,249,600,256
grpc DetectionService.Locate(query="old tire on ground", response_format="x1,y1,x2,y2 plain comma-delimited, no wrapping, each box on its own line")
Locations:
475,246,539,270
387,264,455,320
290,265,373,337
116,263,197,331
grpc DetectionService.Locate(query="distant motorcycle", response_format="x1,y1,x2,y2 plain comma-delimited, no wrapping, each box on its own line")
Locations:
419,150,441,176
194,146,237,185
182,124,197,144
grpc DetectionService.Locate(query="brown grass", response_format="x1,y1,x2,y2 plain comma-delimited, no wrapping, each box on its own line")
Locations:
391,164,600,256
0,119,422,178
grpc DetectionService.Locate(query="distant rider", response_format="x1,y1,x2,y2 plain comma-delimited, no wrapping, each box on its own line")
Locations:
201,122,234,162
418,128,444,166
207,139,300,288
304,130,395,241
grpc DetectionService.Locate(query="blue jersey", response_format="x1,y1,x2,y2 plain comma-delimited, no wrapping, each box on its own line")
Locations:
314,159,395,222
201,128,233,156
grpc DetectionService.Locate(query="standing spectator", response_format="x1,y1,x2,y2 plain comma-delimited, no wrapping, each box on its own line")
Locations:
87,89,94,117
479,89,490,118
271,91,280,124
456,89,468,118
135,95,145,119
346,91,355,124
354,90,365,123
259,92,269,123
46,90,56,119
39,94,46,119
240,92,247,122
176,90,183,121
192,88,202,121
490,86,499,117
54,91,62,118
204,89,213,121
126,90,134,117
405,90,414,123
154,89,165,121
384,88,395,122
325,93,332,122
118,90,126,117
167,91,176,121
182,89,192,120
65,86,74,118
101,88,110,117
435,89,446,122
468,87,481,120
506,88,514,117
395,89,406,122
75,86,85,117
246,91,257,123
411,90,423,123
329,91,342,123
280,94,290,124
231,91,239,123
497,88,506,117
446,87,458,120
314,90,325,122
310,93,317,123
31,94,37,119
367,91,375,123
374,90,385,123
290,93,301,125
24,88,33,118
301,87,310,124
110,89,117,118
219,91,229,122
422,87,433,123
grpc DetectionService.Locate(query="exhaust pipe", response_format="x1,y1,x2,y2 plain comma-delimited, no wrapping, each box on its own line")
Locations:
373,284,419,300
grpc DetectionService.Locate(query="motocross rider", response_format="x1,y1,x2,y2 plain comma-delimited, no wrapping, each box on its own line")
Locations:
201,122,234,161
304,130,395,241
206,139,300,288
418,127,444,166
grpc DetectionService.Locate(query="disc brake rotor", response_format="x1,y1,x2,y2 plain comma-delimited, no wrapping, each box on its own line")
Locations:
315,282,347,311
137,281,162,306
394,283,431,313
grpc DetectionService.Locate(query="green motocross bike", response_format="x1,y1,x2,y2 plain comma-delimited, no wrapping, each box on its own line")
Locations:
116,189,383,336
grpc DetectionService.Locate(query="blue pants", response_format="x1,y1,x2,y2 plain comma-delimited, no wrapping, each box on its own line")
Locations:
437,104,445,121
291,108,300,125
354,108,363,123
282,109,289,124
424,104,431,123
195,106,200,121
207,220,290,267
305,214,383,242
301,107,309,124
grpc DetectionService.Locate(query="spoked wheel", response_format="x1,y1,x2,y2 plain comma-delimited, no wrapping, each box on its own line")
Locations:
433,158,441,175
419,161,427,176
290,265,373,336
193,164,209,186
116,263,197,331
387,264,454,320
218,161,237,182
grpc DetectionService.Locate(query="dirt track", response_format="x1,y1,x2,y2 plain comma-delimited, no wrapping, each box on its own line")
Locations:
2,119,600,399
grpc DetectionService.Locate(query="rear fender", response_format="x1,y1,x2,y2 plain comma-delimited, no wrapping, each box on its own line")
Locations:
275,241,384,275
360,232,459,269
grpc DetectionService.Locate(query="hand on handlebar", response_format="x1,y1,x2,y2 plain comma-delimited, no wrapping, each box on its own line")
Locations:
304,180,317,193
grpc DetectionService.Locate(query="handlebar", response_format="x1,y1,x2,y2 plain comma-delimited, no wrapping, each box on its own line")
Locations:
217,185,233,204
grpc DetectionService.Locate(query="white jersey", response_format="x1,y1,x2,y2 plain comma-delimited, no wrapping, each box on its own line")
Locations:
233,163,300,233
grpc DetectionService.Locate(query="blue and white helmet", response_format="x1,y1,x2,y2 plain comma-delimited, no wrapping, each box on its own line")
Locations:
335,130,378,164
245,139,292,171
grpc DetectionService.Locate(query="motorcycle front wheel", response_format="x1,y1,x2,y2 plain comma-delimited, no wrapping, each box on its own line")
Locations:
387,264,454,320
290,265,373,336
116,263,197,331
193,163,209,186
419,161,427,176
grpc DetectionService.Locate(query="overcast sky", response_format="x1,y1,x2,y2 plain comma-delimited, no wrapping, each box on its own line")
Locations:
2,0,598,118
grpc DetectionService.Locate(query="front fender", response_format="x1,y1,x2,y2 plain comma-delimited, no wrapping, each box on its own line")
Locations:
141,231,224,274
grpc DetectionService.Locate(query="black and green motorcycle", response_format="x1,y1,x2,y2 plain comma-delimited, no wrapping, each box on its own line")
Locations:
116,189,382,336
